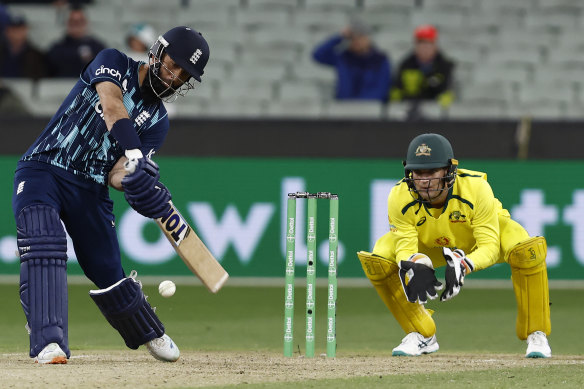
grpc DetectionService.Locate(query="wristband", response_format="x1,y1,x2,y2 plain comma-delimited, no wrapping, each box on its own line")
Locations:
110,118,141,150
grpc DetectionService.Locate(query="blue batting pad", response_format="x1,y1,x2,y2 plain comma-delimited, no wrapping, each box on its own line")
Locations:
90,274,164,349
17,205,69,358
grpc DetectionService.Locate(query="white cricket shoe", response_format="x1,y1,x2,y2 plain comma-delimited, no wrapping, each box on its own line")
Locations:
392,332,439,356
526,331,551,358
35,343,67,364
146,334,180,362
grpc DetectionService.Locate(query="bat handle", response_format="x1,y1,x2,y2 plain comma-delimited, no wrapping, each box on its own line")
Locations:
124,158,139,174
123,148,143,174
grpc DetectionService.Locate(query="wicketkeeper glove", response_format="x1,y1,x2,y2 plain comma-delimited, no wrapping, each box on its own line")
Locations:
122,158,172,219
440,247,475,302
398,257,443,305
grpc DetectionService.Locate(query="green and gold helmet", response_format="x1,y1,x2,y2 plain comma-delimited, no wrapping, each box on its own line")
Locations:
403,133,458,200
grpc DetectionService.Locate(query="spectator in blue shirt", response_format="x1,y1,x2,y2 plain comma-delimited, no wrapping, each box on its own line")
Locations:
312,20,391,102
0,14,47,80
0,4,10,35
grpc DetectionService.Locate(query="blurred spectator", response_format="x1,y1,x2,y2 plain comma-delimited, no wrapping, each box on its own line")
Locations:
125,23,156,63
312,19,391,102
0,79,29,115
46,4,105,77
0,4,10,35
1,1,93,4
391,25,455,109
0,15,47,80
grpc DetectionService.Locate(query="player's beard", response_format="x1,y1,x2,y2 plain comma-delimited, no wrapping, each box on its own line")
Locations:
140,67,175,104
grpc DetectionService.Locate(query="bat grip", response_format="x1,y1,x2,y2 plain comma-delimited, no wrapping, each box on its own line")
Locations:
124,158,139,174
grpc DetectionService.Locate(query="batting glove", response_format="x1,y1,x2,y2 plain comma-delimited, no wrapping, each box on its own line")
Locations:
122,157,160,194
122,158,171,219
398,258,443,305
440,247,475,302
124,180,172,219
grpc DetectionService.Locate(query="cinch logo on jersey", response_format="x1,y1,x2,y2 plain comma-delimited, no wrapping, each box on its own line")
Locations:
135,111,151,126
95,65,122,81
190,49,203,64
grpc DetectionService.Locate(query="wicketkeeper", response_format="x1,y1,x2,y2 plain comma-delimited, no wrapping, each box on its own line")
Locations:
357,133,551,358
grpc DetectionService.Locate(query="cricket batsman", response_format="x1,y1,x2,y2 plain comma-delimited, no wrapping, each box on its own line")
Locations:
12,26,209,363
357,133,552,358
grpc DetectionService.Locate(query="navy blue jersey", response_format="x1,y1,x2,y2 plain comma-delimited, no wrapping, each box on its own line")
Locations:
20,48,169,185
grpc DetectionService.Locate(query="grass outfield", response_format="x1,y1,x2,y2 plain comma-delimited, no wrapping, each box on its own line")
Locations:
0,282,582,388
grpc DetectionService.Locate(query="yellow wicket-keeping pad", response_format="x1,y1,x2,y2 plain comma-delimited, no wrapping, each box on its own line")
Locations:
507,236,551,339
357,251,436,337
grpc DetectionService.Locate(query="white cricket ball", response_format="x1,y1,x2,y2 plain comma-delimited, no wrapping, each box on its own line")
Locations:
410,253,434,269
158,280,176,298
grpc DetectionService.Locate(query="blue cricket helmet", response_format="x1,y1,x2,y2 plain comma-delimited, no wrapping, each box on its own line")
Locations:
158,26,209,82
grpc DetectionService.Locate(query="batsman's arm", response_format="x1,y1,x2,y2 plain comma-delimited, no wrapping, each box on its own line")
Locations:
95,81,129,129
108,155,129,190
96,81,143,160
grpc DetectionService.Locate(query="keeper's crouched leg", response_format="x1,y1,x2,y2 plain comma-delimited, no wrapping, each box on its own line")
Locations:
357,251,436,337
507,236,551,340
90,271,164,349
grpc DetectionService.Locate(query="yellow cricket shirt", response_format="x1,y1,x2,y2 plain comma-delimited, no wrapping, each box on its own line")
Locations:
387,168,505,270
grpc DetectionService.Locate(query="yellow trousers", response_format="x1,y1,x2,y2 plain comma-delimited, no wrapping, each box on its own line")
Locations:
359,214,551,340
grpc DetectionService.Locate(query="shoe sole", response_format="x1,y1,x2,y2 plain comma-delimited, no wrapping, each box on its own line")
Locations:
526,352,551,359
36,356,67,364
392,348,439,357
147,347,180,362
148,352,180,362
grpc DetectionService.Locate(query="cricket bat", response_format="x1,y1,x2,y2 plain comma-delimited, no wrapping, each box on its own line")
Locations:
124,159,229,293
157,201,228,293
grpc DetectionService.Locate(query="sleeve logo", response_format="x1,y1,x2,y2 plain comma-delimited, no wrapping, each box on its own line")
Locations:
95,65,122,81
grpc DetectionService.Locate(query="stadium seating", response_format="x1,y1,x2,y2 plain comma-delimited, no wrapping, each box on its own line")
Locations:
266,100,323,118
323,101,384,119
3,0,584,120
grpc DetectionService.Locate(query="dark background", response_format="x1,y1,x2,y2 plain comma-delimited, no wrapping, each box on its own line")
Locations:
2,117,582,159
